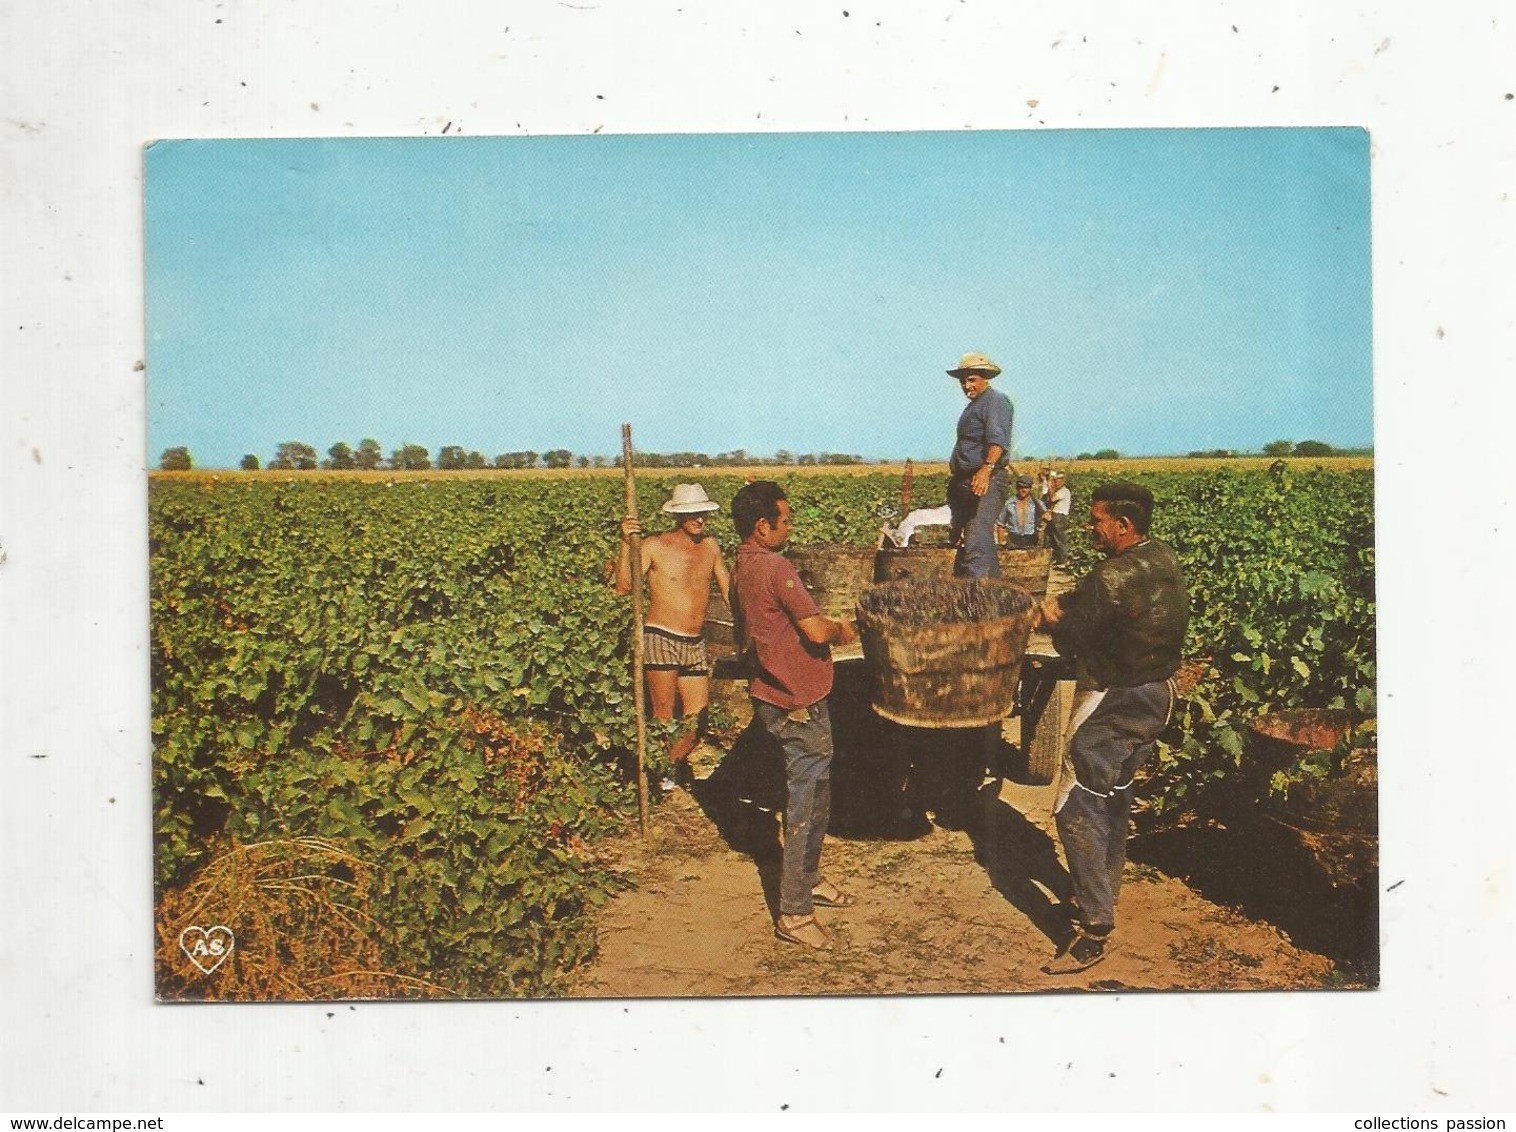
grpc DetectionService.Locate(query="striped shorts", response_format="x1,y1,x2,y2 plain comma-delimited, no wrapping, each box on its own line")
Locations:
643,625,710,676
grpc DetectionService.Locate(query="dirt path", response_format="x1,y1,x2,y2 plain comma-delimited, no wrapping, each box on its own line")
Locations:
570,564,1360,998
569,756,1344,998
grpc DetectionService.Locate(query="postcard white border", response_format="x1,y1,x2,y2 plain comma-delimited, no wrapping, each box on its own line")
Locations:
4,0,1514,1113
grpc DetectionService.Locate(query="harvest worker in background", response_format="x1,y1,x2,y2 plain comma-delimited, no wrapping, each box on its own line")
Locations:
729,480,858,951
944,351,1014,579
937,352,1015,829
617,483,730,792
1034,482,1190,974
1036,466,1053,504
996,475,1046,549
1043,469,1072,566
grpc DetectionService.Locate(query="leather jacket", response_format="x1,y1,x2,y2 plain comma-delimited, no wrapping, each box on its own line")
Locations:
1050,538,1189,690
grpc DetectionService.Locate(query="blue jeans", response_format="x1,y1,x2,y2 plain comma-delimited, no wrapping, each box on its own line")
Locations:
948,467,1010,579
1053,681,1173,931
753,698,834,916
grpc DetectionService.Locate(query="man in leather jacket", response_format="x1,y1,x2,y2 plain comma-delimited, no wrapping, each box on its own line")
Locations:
1034,481,1189,973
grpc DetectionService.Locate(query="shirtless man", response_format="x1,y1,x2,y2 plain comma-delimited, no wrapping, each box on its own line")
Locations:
616,483,731,789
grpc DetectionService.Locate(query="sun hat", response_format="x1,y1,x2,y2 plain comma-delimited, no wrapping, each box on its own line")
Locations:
662,483,721,514
1016,475,1033,487
946,351,1003,378
1049,469,1065,479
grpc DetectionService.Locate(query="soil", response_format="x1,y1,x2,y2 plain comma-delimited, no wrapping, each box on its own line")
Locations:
570,763,1365,998
569,566,1375,999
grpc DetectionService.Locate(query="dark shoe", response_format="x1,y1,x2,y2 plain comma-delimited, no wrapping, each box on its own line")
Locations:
1050,902,1082,947
1043,929,1113,974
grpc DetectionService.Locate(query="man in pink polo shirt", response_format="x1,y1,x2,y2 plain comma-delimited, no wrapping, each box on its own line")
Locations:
729,480,858,951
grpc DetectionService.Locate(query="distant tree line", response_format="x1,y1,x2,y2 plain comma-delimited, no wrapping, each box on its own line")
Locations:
195,444,872,472
1071,442,1346,461
1262,439,1340,458
612,449,867,468
160,437,1357,472
1056,440,1351,462
164,441,856,472
218,441,597,472
1179,441,1350,459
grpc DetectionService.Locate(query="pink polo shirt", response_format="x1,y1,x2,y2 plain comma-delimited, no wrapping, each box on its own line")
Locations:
731,541,834,711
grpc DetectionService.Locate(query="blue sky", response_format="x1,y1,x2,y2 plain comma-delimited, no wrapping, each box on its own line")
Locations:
146,128,1372,467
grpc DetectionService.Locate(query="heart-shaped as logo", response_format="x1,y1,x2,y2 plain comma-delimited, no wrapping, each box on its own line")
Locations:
179,924,235,975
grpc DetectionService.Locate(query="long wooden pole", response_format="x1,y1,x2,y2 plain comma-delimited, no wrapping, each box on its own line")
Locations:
621,424,650,835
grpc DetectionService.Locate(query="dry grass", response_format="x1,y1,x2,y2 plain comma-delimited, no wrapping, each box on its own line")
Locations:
155,838,449,1001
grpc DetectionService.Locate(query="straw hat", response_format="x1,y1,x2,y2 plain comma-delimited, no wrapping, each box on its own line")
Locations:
946,351,1003,378
662,483,721,514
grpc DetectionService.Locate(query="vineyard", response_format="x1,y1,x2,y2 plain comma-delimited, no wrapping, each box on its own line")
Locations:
150,461,1375,998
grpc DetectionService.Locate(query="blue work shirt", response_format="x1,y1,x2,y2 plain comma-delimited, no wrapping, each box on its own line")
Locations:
949,386,1014,475
997,493,1044,537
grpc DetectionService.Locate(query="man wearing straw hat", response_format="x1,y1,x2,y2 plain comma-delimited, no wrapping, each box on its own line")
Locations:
617,483,731,791
944,351,1014,580
931,351,1016,830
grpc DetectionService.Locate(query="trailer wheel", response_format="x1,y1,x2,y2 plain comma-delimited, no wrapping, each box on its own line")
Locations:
1020,670,1075,786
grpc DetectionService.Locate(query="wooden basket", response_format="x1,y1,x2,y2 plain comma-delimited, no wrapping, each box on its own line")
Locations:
1244,708,1378,890
785,546,880,620
856,578,1036,728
